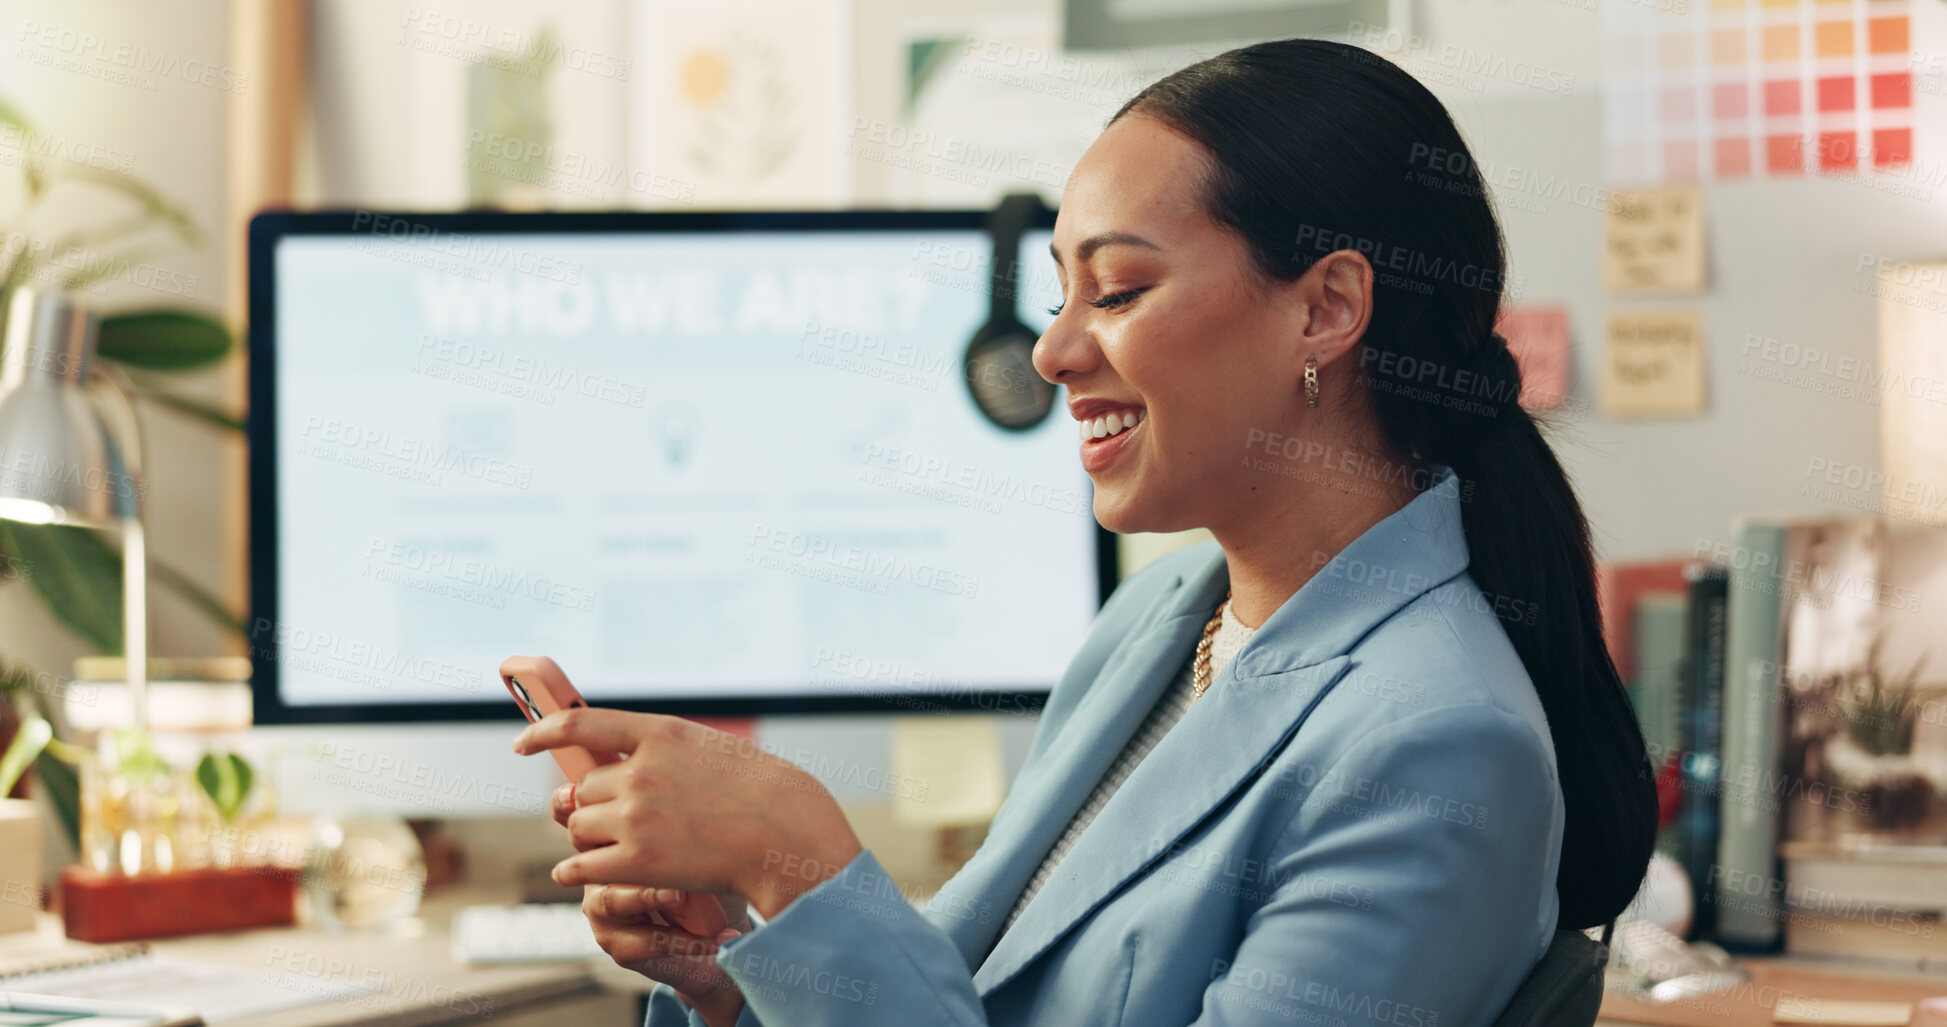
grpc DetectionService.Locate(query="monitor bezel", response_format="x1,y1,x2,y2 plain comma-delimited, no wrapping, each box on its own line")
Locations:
247,208,1114,725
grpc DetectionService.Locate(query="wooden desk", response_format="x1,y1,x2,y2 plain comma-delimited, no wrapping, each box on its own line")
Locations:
0,887,638,1027
1599,959,1947,1026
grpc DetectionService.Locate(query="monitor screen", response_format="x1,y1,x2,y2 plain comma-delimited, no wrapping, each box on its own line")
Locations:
248,210,1108,722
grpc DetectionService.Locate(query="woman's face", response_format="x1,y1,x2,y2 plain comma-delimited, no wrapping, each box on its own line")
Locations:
1034,114,1316,536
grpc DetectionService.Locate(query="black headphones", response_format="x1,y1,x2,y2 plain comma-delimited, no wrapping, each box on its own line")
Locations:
963,193,1058,432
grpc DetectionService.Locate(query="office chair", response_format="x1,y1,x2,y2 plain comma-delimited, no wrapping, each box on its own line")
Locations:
1489,929,1609,1027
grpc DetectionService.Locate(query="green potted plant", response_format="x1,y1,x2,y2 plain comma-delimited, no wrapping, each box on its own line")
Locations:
1827,636,1941,835
0,94,245,853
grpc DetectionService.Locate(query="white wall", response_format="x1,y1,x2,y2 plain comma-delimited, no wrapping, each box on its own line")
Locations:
10,0,1943,834
0,0,239,683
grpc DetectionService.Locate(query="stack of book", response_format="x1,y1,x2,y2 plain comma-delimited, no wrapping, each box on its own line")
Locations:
1601,514,1947,962
1779,840,1947,964
1599,557,1730,939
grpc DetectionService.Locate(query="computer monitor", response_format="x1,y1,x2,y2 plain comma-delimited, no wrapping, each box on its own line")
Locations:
247,209,1111,724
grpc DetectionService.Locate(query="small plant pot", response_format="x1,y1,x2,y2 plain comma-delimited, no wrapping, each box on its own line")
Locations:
0,797,41,933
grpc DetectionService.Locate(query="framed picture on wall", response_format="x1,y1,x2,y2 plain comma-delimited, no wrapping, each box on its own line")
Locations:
1063,0,1397,51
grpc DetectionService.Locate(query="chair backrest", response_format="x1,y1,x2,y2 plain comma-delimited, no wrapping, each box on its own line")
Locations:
1490,929,1609,1027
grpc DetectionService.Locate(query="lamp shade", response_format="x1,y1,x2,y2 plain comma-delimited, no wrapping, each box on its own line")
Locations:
0,286,138,527
1878,264,1947,528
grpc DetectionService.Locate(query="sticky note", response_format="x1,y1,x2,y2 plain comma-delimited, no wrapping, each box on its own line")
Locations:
1605,187,1708,295
1495,306,1572,410
890,716,1006,827
1602,309,1707,417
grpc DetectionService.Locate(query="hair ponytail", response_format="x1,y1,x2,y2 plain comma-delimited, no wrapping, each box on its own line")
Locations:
1441,337,1658,929
1116,40,1656,928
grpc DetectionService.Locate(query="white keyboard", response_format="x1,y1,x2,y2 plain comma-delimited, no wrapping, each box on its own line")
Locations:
451,904,606,964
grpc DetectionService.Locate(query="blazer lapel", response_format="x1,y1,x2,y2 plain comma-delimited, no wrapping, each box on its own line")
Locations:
924,551,1226,970
945,468,1475,993
971,649,1354,994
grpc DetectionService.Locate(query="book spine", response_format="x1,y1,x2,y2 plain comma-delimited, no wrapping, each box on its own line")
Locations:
1716,523,1787,948
1680,564,1730,940
1635,592,1689,855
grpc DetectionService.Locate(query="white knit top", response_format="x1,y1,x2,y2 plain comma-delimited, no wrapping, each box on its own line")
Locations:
998,600,1257,936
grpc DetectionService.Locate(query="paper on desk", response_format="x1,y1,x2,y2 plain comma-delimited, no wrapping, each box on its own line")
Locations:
1605,187,1707,295
1601,309,1707,417
2,953,380,1022
1495,306,1572,410
1773,995,1913,1025
890,717,1006,828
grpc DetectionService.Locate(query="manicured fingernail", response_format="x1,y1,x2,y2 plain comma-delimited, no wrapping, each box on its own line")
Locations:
553,784,573,806
656,888,681,904
551,862,567,884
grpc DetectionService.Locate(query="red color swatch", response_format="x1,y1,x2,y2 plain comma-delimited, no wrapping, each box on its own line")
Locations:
1871,72,1911,108
1817,75,1855,112
1767,134,1804,173
1819,131,1859,170
1764,79,1800,115
1873,127,1912,168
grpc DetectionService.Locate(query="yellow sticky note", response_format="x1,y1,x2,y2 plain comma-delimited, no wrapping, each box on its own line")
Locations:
1773,996,1912,1025
1606,187,1708,295
1602,309,1707,417
890,716,1006,828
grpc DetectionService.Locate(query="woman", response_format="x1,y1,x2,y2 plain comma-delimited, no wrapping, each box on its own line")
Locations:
514,38,1656,1027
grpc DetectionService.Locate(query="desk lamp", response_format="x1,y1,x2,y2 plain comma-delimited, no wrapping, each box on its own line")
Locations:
0,286,148,730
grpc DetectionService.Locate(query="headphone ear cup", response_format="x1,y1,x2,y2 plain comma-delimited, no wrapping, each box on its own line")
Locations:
965,325,1055,431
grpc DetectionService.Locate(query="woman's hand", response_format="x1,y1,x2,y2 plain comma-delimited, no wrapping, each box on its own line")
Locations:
551,785,756,1026
516,708,864,921
550,784,749,937
581,884,748,1027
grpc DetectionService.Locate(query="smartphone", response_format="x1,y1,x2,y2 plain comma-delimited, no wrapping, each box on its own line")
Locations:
501,655,613,782
500,655,730,939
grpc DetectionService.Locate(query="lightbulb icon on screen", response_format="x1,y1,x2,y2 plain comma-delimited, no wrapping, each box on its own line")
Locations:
655,403,702,469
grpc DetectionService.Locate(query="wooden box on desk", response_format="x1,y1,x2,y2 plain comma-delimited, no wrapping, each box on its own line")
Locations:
61,864,299,942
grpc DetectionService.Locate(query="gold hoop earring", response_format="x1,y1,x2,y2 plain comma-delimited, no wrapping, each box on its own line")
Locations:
1304,354,1319,408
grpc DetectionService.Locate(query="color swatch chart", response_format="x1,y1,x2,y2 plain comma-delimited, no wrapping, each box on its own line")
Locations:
1602,0,1913,183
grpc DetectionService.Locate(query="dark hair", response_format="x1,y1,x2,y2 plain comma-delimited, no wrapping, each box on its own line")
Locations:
1114,39,1654,930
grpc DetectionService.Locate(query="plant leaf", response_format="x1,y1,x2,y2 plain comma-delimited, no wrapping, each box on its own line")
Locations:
56,244,172,293
50,165,201,247
0,521,244,644
43,737,93,765
0,96,37,145
195,752,254,824
0,518,22,589
151,560,246,636
98,311,232,370
0,522,123,652
0,716,52,796
33,749,80,851
124,383,245,433
230,753,254,810
115,727,166,782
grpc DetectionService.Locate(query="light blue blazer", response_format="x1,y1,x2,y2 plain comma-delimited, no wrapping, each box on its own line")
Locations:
647,468,1565,1026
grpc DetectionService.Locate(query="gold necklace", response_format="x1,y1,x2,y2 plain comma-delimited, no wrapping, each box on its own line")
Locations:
1190,591,1231,701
